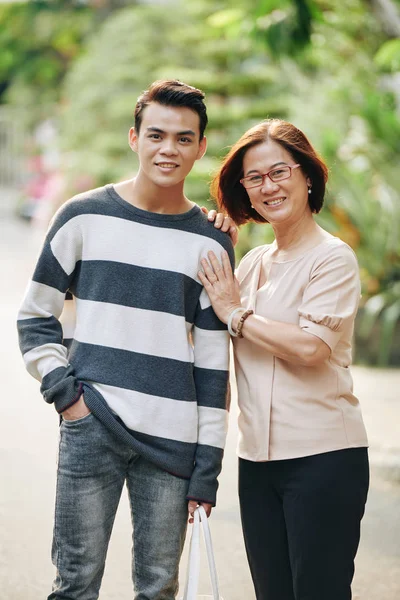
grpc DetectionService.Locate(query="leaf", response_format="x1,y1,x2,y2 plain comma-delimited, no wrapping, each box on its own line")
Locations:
374,39,400,73
378,299,400,366
254,0,285,19
207,8,244,29
358,294,386,339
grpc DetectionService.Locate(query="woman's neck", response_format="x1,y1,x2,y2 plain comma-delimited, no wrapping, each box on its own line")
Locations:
272,214,319,251
271,215,328,256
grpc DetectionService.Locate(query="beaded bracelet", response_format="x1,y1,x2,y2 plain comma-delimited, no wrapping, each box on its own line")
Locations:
236,309,254,338
227,307,245,337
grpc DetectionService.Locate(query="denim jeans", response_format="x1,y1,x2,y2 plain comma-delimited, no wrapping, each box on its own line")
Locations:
48,412,189,600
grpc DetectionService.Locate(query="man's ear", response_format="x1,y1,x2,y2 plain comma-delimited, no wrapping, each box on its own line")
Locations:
196,136,207,161
129,127,138,152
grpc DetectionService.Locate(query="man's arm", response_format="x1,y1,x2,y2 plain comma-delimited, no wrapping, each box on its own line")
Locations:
17,205,83,413
186,242,235,511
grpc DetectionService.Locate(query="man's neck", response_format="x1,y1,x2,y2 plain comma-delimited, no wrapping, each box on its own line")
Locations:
114,176,194,215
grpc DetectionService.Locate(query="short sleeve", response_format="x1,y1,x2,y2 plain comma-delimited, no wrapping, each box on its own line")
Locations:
298,244,361,351
236,244,270,281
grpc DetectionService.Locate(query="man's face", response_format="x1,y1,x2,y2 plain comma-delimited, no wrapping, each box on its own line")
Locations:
129,102,207,188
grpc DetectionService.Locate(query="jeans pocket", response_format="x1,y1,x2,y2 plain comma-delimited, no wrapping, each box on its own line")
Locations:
62,412,93,425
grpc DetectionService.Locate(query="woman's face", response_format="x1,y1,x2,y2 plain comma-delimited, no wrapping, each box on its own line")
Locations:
242,140,311,227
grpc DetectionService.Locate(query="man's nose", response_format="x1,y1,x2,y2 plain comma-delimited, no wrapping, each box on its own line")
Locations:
160,140,178,155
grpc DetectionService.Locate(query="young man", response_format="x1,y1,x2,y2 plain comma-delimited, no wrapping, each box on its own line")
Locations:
17,80,235,600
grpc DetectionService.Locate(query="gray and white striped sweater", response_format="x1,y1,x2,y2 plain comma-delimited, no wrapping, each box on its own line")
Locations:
17,184,234,505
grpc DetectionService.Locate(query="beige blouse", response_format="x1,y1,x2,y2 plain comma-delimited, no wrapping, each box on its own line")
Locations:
233,236,368,462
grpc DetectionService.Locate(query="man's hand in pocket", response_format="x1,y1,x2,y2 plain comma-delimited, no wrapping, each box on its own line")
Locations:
62,395,90,421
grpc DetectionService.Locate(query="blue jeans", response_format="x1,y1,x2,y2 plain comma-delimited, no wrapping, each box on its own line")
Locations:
48,412,189,600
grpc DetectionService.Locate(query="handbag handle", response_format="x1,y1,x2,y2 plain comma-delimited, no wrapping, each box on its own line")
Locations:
183,506,221,600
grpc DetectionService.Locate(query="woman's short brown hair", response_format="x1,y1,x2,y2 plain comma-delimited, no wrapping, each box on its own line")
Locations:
210,119,329,225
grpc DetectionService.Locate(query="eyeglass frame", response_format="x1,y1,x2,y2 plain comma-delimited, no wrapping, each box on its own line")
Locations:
240,164,301,189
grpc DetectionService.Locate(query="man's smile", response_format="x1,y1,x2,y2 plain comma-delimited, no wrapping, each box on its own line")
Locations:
155,162,179,169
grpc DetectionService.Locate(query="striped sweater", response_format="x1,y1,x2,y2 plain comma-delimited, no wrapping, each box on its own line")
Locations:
17,184,234,505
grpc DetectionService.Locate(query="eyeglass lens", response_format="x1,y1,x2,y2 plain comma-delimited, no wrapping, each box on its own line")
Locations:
243,166,291,188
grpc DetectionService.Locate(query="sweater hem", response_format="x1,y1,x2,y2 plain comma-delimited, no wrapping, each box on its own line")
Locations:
186,495,215,507
82,383,196,479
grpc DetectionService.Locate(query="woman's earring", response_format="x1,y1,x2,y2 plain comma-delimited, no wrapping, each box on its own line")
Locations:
308,187,312,195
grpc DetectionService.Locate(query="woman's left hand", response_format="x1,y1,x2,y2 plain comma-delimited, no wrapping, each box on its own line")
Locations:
198,250,242,324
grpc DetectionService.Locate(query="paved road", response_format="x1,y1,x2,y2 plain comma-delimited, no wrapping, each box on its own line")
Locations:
1,217,399,599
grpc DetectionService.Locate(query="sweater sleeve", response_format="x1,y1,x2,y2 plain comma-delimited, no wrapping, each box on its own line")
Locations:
187,242,235,506
17,204,83,413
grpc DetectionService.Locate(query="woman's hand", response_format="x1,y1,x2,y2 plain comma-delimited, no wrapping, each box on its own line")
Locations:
200,207,239,247
198,250,242,324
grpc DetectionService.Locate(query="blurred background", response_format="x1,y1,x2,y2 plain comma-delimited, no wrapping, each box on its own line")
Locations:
0,1,399,599
1,0,399,364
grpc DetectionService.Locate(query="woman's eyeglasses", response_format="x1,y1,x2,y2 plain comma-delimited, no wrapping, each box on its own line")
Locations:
240,164,300,189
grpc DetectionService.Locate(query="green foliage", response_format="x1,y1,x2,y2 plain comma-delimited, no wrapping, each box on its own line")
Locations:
280,0,400,365
59,0,400,365
252,0,316,57
358,281,400,366
60,2,287,195
0,0,122,127
1,0,399,364
375,39,400,72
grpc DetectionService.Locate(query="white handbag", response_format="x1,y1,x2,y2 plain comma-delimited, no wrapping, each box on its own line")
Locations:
181,505,223,600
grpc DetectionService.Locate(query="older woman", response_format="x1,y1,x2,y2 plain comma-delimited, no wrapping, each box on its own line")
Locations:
201,119,369,600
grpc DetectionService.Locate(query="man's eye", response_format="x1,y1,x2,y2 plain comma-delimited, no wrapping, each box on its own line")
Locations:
148,134,161,140
180,137,192,143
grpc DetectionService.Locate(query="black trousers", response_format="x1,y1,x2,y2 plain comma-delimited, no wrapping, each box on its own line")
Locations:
239,448,369,600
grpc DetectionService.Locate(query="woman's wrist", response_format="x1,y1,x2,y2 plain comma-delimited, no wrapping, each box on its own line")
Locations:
236,309,254,337
231,311,243,333
230,308,254,338
227,306,244,335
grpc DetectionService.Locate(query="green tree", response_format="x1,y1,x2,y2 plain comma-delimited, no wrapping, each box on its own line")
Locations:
4,0,398,363
211,0,400,364
0,0,135,127
60,2,286,199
